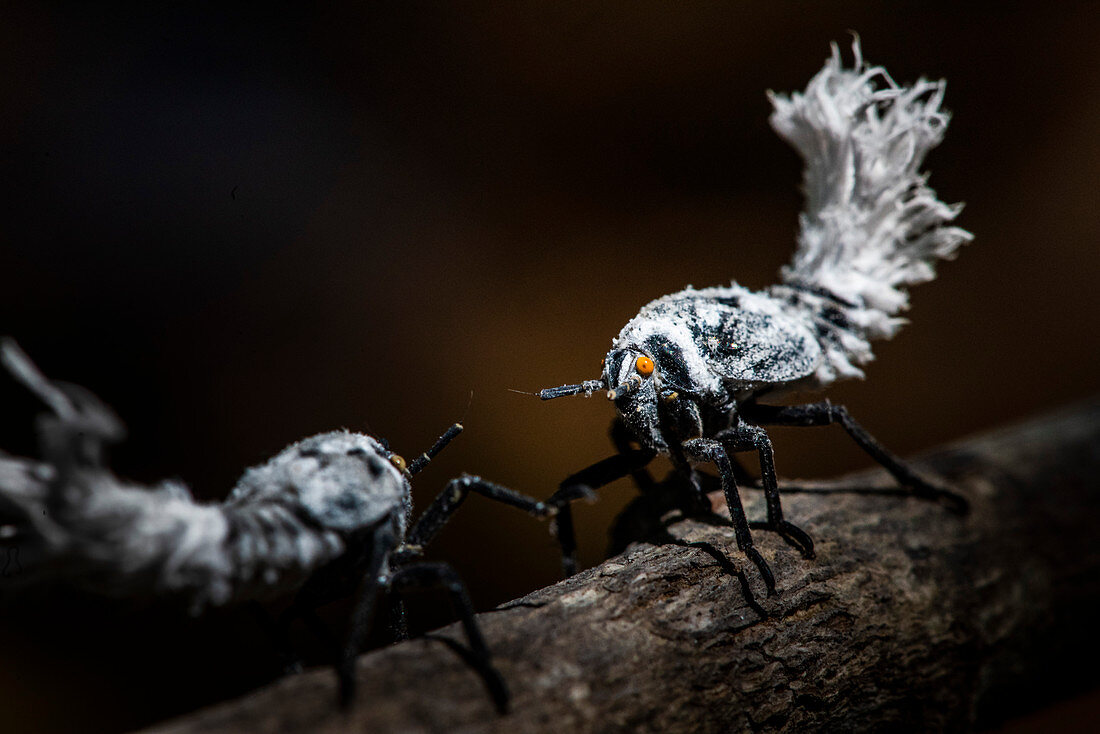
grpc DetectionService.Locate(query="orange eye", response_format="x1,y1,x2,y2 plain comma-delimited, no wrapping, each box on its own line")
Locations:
635,355,654,376
389,454,407,472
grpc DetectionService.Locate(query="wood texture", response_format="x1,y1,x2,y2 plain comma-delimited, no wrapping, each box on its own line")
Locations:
147,400,1100,733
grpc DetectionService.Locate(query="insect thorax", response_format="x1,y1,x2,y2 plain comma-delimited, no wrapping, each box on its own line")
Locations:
227,431,411,538
618,285,827,389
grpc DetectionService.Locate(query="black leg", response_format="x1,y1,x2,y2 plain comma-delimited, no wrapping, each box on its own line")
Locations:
681,437,776,595
277,593,377,678
407,423,463,476
612,418,726,514
665,448,715,516
608,419,714,548
338,524,400,707
405,475,552,551
742,401,968,514
553,502,580,577
714,424,815,560
389,562,510,713
548,447,656,577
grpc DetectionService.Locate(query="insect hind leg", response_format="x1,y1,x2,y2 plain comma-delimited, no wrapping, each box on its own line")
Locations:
741,400,968,514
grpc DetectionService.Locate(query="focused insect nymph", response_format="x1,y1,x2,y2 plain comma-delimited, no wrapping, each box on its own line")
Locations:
0,338,551,711
538,40,971,592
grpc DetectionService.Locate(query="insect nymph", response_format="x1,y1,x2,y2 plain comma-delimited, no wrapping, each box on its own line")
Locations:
0,339,550,710
539,41,971,591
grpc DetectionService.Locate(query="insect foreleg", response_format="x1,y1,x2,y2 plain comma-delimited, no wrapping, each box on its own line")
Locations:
741,401,969,514
388,561,509,713
404,475,552,552
714,424,815,559
680,437,776,595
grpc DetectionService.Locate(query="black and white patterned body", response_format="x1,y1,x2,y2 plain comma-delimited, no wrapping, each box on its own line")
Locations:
0,340,548,710
604,284,833,453
539,41,971,592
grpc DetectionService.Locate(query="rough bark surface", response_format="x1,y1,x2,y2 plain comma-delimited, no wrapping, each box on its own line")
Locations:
146,400,1100,733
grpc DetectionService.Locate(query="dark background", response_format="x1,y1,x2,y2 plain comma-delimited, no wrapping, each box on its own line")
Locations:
1,2,1098,732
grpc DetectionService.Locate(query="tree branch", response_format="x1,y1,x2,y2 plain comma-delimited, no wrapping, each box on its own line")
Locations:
147,400,1100,733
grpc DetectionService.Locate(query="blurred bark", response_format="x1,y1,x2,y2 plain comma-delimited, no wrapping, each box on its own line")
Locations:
146,399,1100,733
